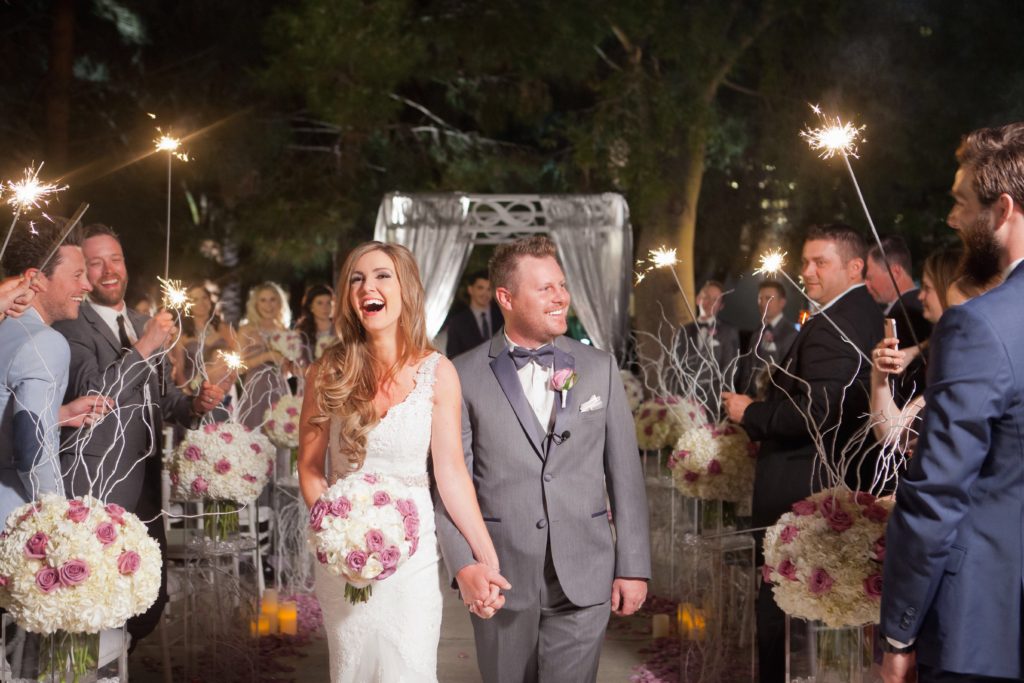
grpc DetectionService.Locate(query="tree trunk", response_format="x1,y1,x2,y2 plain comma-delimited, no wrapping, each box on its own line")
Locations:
46,0,75,171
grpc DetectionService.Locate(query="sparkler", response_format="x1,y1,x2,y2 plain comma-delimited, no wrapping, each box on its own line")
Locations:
753,248,872,366
0,163,68,263
801,104,923,352
152,122,189,281
216,350,246,374
37,203,90,273
159,277,193,316
634,247,680,285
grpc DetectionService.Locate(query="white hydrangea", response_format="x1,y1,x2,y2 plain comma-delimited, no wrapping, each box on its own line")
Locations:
263,393,302,449
0,494,161,634
619,370,644,414
763,487,893,628
634,395,708,451
307,473,420,599
314,335,337,360
166,422,275,503
268,330,304,363
669,423,756,503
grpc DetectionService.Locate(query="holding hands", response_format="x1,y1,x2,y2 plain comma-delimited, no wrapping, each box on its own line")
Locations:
456,562,511,619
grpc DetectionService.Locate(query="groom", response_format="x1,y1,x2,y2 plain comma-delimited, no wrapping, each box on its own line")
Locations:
436,236,651,683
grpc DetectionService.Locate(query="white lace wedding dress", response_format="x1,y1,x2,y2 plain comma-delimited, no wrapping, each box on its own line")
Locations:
314,353,443,683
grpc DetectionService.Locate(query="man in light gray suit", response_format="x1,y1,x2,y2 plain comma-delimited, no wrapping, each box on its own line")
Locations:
54,223,224,646
436,236,651,683
0,220,103,524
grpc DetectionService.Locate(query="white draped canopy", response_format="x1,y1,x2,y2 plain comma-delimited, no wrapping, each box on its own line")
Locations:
373,193,633,361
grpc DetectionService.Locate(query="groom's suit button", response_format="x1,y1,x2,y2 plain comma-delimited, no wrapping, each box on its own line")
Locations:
536,519,548,529
543,473,552,482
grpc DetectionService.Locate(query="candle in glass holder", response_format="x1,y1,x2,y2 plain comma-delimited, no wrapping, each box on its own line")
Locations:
651,614,670,639
261,593,280,633
250,616,271,637
279,601,298,636
676,602,707,641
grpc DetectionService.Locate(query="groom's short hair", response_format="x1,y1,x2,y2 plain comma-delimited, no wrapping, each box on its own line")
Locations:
489,235,559,291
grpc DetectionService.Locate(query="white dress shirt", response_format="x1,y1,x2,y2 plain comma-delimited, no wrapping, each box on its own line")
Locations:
505,334,555,430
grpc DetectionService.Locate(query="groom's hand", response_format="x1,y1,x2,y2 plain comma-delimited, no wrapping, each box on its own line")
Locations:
611,577,648,616
456,563,511,618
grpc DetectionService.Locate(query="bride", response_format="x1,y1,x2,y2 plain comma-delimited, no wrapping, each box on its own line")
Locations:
297,241,509,682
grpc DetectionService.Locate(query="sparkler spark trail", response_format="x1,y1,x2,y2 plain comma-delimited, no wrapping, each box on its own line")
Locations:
754,249,787,276
0,163,69,263
152,120,191,281
159,278,193,315
216,351,246,373
800,104,865,160
153,131,190,162
634,246,680,284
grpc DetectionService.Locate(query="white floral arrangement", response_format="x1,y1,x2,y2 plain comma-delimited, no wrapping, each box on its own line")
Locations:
314,335,337,360
668,423,757,502
308,472,420,604
634,396,708,450
269,330,304,364
263,393,302,449
166,422,275,503
763,487,893,627
620,370,644,413
0,494,161,634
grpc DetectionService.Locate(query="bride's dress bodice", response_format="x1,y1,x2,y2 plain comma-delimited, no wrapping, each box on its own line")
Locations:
327,352,439,485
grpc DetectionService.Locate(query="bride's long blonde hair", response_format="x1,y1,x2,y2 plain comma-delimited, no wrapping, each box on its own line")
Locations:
313,241,434,472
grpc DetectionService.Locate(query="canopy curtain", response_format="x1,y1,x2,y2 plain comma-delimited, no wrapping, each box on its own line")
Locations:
546,194,632,361
373,194,474,339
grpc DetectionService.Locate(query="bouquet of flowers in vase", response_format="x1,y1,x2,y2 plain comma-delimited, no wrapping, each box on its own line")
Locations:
308,472,420,603
0,494,161,634
263,394,301,450
634,395,708,451
620,370,644,414
668,423,757,502
268,330,304,364
763,487,892,627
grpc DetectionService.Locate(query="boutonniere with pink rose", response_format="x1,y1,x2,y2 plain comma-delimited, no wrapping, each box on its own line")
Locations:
550,368,579,408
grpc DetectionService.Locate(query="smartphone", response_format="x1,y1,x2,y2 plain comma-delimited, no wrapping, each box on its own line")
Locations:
884,318,897,343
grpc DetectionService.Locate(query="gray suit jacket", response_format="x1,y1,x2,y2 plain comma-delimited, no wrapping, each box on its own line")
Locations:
0,308,66,524
435,332,651,611
53,301,193,518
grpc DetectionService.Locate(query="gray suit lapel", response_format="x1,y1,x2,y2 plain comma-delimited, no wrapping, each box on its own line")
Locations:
81,301,122,355
546,338,575,458
488,332,546,459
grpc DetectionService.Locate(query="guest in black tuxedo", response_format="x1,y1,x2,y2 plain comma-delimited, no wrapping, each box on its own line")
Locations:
444,270,504,358
722,224,883,683
740,279,798,398
676,280,740,405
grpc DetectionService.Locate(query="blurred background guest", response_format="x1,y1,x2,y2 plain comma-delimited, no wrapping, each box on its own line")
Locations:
171,282,239,393
445,270,503,358
293,283,335,365
237,281,291,430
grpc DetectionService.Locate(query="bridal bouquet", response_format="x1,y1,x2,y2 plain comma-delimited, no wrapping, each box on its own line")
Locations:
763,487,893,627
308,472,420,603
167,422,275,503
263,394,302,450
668,423,757,502
269,330,304,364
0,494,161,634
314,335,337,361
634,395,708,450
620,370,644,414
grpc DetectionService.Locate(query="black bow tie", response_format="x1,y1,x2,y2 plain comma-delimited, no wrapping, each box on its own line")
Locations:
510,344,555,370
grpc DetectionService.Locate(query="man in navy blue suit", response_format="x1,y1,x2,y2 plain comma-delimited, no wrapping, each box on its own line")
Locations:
880,123,1024,682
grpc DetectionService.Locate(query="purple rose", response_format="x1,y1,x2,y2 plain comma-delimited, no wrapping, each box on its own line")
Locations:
66,505,90,523
809,568,834,595
707,459,722,475
267,420,276,431
363,473,379,485
863,504,888,523
854,492,877,506
375,567,396,581
191,476,209,495
403,515,420,540
286,406,298,416
219,431,234,444
24,532,48,559
777,559,798,581
95,522,118,547
0,575,8,587
643,425,654,436
316,550,328,565
35,567,60,594
184,445,202,462
825,507,854,533
203,423,218,434
873,536,886,562
117,550,141,576
761,564,774,584
395,498,418,518
657,408,667,420
309,500,328,531
683,471,700,483
345,550,367,573
284,422,296,434
379,545,401,570
329,497,351,518
863,573,883,599
792,499,816,516
214,458,232,474
59,559,90,586
251,443,262,454
780,525,799,544
372,491,391,507
365,530,385,553
639,408,651,419
105,503,126,522
243,474,258,483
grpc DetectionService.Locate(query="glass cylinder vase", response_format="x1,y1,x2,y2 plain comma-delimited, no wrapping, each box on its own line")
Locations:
0,615,127,683
203,499,240,543
785,616,879,683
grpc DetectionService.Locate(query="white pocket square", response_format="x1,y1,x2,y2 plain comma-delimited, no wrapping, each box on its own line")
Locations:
580,395,604,412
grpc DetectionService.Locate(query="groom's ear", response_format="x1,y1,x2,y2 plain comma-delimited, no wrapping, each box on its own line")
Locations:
495,286,513,312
